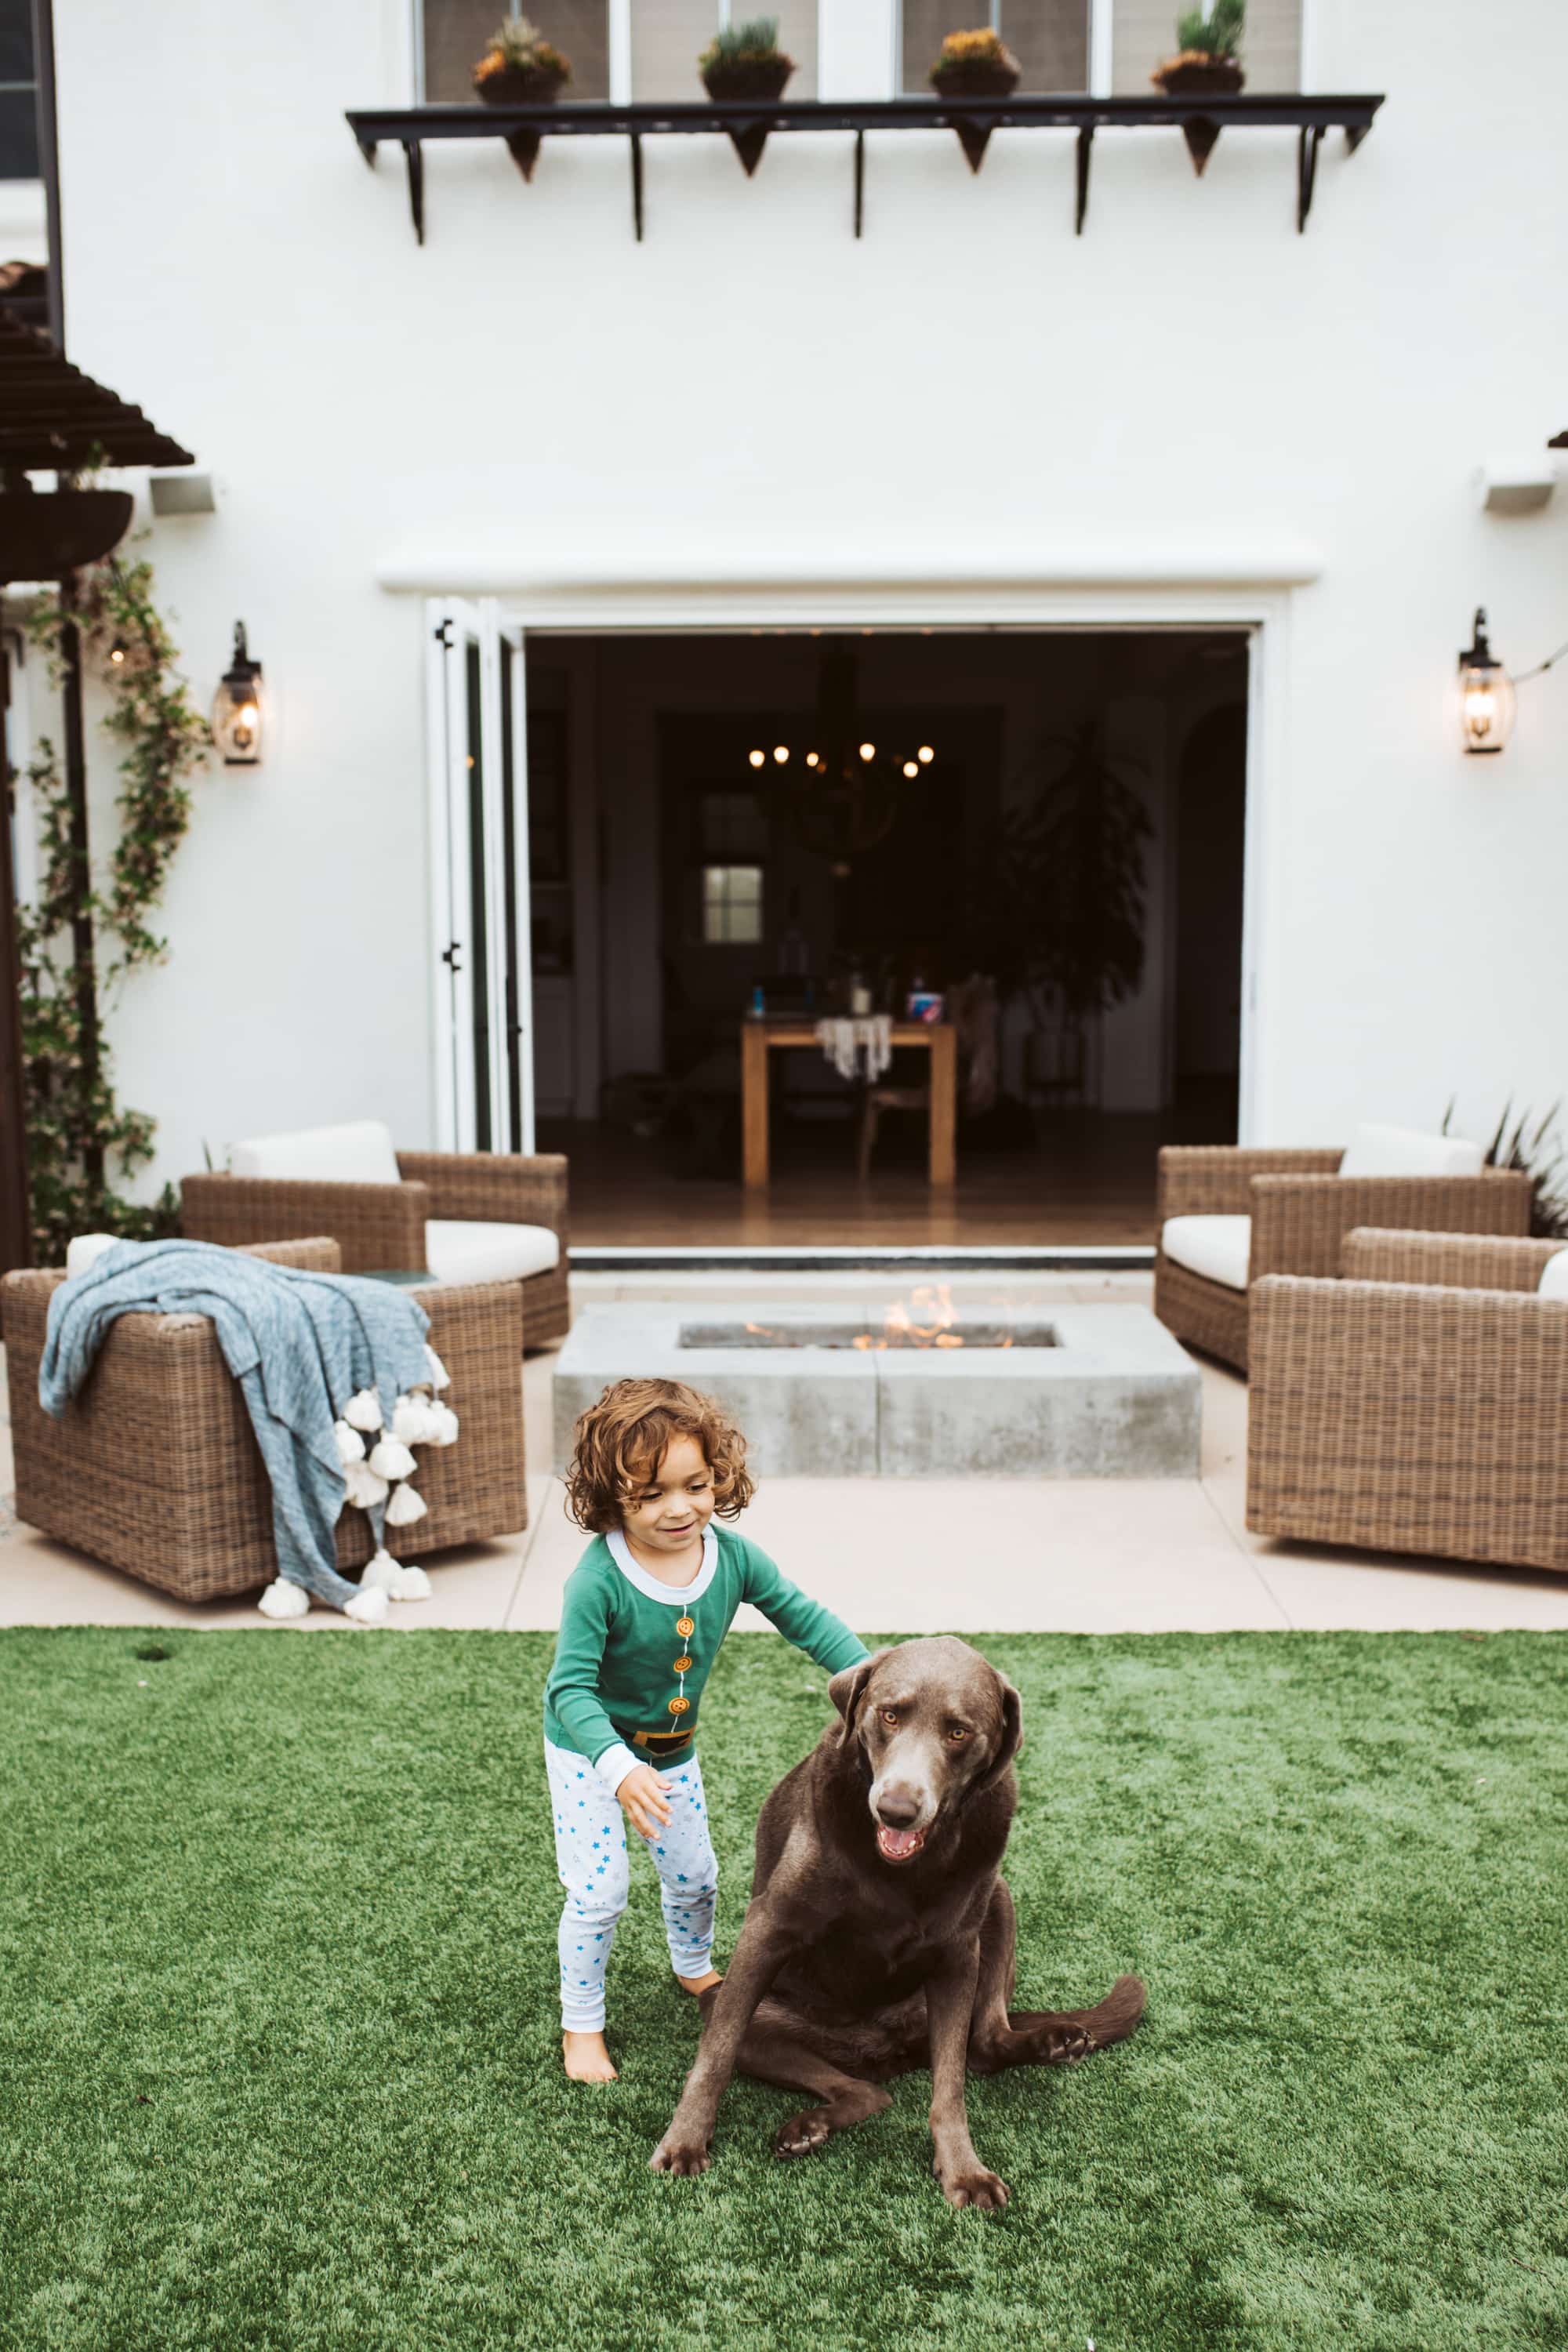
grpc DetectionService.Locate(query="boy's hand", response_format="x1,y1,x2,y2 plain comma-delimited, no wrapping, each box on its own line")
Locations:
617,1763,673,1837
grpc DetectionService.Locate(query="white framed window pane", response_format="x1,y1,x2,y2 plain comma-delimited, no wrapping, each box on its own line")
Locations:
901,2,1088,93
423,1,611,103
632,0,816,102
632,0,713,101
901,0,964,94
1003,2,1089,90
771,2,818,102
702,865,764,944
1112,0,1300,92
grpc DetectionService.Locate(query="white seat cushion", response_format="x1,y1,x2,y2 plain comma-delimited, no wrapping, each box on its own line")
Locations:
1160,1214,1252,1291
424,1220,559,1285
1539,1250,1568,1301
230,1120,402,1185
66,1232,119,1278
1337,1122,1484,1179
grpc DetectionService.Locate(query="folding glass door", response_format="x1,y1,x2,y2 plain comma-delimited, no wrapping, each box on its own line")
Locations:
425,597,536,1154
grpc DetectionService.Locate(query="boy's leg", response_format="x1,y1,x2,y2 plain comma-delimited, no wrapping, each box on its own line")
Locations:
635,1755,720,1984
544,1740,630,2032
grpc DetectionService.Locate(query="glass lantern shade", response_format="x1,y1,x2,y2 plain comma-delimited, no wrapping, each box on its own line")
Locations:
212,621,263,765
1457,609,1515,755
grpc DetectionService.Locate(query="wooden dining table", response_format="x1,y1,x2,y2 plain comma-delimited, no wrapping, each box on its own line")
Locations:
740,1020,957,1189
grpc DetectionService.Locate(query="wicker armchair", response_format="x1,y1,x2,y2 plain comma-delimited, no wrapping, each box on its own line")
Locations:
1,1238,527,1605
1247,1229,1568,1573
181,1148,570,1348
1153,1145,1531,1373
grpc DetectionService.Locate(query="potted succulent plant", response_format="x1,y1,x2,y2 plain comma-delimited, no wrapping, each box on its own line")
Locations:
699,15,795,176
1151,0,1245,176
929,27,1021,174
472,16,572,182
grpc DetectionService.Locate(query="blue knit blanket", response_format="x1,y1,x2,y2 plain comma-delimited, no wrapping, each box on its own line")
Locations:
39,1240,433,1610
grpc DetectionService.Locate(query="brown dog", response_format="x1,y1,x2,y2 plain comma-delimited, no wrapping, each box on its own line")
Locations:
650,1636,1145,2208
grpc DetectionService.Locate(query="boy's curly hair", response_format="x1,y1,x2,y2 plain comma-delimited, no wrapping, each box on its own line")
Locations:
564,1377,755,1534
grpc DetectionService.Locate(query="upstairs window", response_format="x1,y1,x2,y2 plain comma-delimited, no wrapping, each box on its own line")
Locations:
419,2,820,107
1110,0,1301,90
420,2,612,104
0,0,38,180
901,0,1091,96
632,1,817,103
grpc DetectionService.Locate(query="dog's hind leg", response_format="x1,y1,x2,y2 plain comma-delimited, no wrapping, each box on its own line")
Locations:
967,1883,1146,2073
988,1975,1148,2069
704,1991,894,2160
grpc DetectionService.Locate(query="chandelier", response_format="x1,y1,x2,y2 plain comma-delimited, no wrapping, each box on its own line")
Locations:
746,641,933,869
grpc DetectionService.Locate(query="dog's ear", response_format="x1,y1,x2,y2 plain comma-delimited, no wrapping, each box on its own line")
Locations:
829,1646,892,1730
971,1676,1023,1795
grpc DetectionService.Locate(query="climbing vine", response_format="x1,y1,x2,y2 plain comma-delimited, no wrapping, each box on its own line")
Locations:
15,550,212,1258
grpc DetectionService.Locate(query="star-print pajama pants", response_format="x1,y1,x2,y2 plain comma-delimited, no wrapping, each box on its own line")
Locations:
544,1737,719,2032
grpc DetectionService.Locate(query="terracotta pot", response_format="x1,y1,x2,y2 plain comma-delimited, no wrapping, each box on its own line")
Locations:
931,59,1020,174
1149,55,1245,175
1150,56,1245,94
476,63,566,183
702,56,793,176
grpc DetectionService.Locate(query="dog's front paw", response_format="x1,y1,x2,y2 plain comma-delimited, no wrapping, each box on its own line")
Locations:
650,2132,711,2176
938,2164,1010,2211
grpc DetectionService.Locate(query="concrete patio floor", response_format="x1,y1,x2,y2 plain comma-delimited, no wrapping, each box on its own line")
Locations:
3,1272,1566,1635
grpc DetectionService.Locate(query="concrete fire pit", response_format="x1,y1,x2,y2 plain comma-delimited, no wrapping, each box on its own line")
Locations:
552,1300,1200,1479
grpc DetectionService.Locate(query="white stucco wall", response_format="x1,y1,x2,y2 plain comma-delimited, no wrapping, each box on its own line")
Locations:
35,0,1568,1188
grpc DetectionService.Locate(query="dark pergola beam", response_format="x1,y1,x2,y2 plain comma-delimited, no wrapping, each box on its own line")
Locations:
0,642,31,1272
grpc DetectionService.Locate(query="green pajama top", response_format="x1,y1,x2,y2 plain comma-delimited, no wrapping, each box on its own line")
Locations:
543,1523,867,1789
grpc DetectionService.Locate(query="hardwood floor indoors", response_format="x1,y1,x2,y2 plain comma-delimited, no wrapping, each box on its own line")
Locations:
539,1100,1228,1247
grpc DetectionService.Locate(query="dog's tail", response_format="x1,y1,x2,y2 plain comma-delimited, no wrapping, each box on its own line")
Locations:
1001,1973,1147,2064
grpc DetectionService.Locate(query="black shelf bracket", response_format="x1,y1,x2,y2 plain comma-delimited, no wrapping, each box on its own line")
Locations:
1296,122,1324,233
402,138,425,245
345,92,1385,247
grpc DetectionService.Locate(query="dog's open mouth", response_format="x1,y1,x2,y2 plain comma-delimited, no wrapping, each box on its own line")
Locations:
876,1824,927,1863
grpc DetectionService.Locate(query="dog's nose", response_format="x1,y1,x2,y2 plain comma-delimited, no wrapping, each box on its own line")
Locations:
876,1789,922,1829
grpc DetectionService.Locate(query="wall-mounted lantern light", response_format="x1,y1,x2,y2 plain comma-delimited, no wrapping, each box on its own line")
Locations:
1457,608,1515,755
212,621,264,764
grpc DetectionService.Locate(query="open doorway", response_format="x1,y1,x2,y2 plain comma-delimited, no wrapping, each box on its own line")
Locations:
428,619,1251,1243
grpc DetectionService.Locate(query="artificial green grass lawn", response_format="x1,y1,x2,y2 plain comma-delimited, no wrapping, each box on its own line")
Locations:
2,1633,1566,2352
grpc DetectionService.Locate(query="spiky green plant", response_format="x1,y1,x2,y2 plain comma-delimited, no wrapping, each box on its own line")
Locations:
1175,0,1245,58
699,15,787,69
1443,1098,1568,1240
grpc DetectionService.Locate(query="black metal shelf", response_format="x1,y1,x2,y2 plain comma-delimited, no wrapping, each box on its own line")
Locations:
346,91,1384,245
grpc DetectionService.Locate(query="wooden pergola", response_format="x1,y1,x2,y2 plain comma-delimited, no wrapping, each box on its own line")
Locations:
0,310,194,1274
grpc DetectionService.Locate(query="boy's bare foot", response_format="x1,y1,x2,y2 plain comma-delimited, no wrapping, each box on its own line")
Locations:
562,2030,618,2082
677,1968,724,1997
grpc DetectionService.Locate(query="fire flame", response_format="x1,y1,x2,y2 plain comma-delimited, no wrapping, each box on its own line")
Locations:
849,1283,1011,1350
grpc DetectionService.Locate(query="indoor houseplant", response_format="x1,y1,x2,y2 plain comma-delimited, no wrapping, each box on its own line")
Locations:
1151,0,1245,176
930,27,1021,173
699,16,795,176
472,16,572,182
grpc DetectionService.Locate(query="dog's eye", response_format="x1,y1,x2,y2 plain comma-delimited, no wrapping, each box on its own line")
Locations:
879,1708,899,1726
946,1726,971,1743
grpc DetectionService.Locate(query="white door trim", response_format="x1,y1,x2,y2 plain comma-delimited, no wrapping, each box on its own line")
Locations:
424,576,1291,1149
